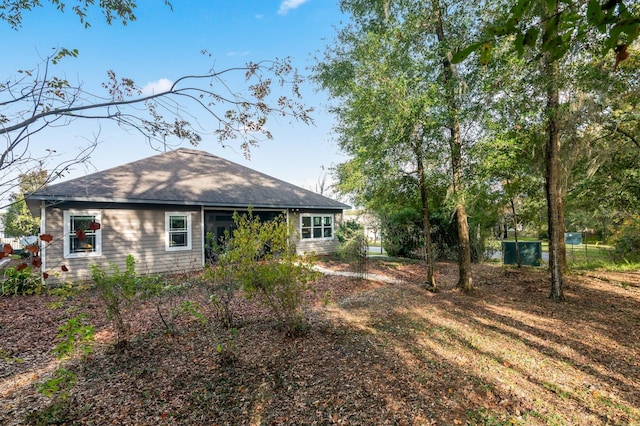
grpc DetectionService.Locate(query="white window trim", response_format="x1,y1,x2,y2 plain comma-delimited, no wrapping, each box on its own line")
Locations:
300,214,334,240
63,210,102,259
165,211,192,251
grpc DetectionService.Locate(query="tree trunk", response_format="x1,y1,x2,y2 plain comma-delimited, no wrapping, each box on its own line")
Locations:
507,178,521,267
415,141,437,291
511,197,521,268
432,0,473,292
543,1,566,302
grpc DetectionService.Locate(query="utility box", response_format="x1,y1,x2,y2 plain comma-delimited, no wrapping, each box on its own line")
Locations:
502,241,542,266
565,232,582,245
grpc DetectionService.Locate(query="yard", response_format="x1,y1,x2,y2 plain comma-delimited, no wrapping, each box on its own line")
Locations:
1,258,639,425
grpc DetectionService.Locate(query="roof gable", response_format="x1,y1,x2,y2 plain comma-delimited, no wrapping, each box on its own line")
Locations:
30,149,349,210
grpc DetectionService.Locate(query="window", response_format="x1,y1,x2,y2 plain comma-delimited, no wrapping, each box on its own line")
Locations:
63,210,102,258
300,214,333,240
165,212,192,251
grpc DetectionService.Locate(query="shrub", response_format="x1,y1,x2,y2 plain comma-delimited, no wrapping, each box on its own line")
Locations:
206,267,238,329
614,216,640,262
335,219,363,243
222,210,319,336
1,265,42,296
380,208,422,258
91,254,138,347
204,230,240,329
339,228,368,280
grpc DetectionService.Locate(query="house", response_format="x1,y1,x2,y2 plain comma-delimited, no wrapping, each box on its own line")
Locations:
27,148,349,283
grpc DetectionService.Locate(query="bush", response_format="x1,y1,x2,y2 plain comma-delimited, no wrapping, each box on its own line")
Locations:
614,216,640,262
219,210,319,336
339,229,368,280
335,219,363,243
380,208,422,258
1,265,42,296
91,255,138,346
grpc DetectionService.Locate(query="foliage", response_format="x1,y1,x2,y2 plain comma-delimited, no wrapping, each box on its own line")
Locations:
380,208,422,259
2,170,47,237
1,49,313,204
613,215,640,262
315,0,493,292
52,313,94,360
339,227,368,280
91,254,138,346
37,368,77,399
32,312,95,424
204,228,240,329
205,266,237,330
1,264,42,296
430,212,460,262
0,0,173,29
454,0,640,66
220,210,319,336
2,198,39,237
1,2,312,205
335,219,363,244
215,327,239,367
204,231,222,263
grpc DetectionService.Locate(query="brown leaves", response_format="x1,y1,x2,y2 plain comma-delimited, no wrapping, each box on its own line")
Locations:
39,234,53,243
75,229,87,240
88,221,101,231
3,243,14,254
614,44,630,70
2,261,639,425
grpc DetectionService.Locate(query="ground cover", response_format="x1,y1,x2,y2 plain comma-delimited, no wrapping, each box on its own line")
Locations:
1,259,639,425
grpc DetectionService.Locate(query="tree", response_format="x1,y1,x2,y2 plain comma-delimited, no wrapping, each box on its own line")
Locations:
314,3,443,289
1,2,313,206
453,0,639,301
453,0,639,67
316,0,491,292
0,0,171,29
3,170,48,237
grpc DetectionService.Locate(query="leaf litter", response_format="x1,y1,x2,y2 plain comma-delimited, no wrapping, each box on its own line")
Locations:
1,259,639,425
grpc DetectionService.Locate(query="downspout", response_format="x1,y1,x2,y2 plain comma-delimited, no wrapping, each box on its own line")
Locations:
286,208,291,252
40,202,46,286
201,206,205,267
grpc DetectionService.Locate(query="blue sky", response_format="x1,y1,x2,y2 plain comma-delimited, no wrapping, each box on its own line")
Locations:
1,0,347,197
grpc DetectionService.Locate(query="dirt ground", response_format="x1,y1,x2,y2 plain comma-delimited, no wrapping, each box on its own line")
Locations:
1,259,639,425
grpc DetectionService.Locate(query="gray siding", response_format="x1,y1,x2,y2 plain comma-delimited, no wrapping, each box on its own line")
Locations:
289,211,342,256
43,206,202,284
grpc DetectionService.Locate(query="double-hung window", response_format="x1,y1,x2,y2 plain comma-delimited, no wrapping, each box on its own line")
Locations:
165,212,192,251
300,214,333,240
63,210,102,258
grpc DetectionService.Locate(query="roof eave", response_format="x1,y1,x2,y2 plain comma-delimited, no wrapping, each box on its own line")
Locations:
29,195,350,210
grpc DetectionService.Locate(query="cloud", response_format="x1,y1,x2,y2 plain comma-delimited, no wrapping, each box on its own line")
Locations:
142,78,173,96
277,0,310,15
227,51,251,57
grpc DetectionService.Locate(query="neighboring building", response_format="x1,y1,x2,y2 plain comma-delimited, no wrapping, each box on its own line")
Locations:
27,148,349,283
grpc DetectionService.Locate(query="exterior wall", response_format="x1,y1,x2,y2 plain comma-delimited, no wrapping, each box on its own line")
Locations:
43,205,202,284
289,210,342,256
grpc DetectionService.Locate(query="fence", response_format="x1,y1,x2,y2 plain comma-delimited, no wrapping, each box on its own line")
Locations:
0,231,22,251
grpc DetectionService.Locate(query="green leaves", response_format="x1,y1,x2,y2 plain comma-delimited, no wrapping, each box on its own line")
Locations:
455,0,639,65
451,42,483,64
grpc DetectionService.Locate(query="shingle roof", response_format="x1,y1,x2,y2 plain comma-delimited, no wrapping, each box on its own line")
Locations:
29,148,349,210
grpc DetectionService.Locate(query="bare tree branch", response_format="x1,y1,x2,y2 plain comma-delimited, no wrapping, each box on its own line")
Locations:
1,50,314,201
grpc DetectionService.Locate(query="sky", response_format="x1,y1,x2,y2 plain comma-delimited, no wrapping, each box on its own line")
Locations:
1,0,349,203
